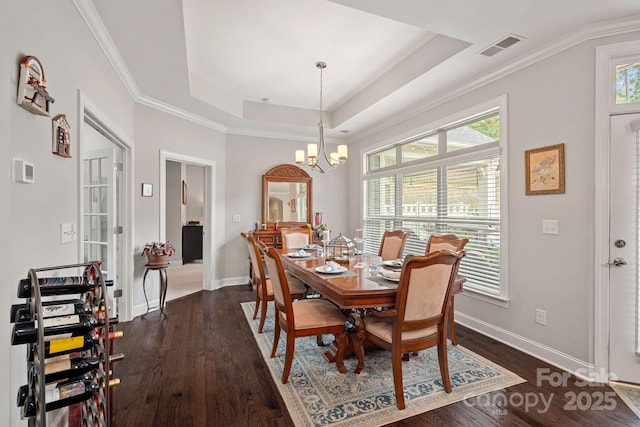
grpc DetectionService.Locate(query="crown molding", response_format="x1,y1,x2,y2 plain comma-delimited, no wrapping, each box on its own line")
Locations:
349,14,640,144
74,0,640,144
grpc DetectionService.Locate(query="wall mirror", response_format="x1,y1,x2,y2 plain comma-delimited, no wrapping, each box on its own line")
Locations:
262,164,312,226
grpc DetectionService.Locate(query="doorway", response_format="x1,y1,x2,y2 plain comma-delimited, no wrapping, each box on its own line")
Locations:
609,113,640,384
81,112,127,318
159,151,215,295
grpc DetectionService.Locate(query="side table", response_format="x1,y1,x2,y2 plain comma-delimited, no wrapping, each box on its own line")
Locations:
143,263,169,315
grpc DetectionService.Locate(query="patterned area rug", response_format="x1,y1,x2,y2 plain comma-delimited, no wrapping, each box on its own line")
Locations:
241,301,525,426
610,381,640,419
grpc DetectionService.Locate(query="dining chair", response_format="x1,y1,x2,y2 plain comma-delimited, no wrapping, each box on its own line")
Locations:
378,229,410,261
360,250,465,410
280,227,314,250
425,234,468,346
262,246,348,383
245,235,307,333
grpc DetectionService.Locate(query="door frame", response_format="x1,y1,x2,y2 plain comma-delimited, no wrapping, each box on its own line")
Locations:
159,150,216,291
594,41,640,381
77,90,135,321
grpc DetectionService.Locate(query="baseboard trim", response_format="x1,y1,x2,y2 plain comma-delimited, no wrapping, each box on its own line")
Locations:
215,276,251,289
456,311,598,382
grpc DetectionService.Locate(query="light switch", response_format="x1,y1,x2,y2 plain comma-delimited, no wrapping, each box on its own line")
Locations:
60,223,77,244
542,219,559,235
232,214,241,223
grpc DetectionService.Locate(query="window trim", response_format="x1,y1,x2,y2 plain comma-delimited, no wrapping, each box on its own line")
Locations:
362,95,509,304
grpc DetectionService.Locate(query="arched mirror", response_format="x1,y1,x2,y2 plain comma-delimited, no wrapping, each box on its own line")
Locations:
262,164,312,226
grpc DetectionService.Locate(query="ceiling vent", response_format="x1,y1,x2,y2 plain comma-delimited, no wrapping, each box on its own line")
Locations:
480,34,524,57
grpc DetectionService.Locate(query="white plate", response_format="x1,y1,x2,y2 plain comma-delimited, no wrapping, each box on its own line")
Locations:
382,259,403,269
380,269,401,281
315,265,348,274
287,252,311,258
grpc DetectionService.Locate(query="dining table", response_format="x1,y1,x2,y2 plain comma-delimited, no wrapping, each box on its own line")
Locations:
277,248,466,374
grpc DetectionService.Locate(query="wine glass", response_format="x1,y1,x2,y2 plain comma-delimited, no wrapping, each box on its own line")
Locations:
353,229,365,269
321,230,331,263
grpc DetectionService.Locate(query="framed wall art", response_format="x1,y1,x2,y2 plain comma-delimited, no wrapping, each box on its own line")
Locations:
52,114,71,158
17,55,55,116
525,143,565,195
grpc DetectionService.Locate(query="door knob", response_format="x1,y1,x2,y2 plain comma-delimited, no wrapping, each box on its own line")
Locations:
610,257,627,267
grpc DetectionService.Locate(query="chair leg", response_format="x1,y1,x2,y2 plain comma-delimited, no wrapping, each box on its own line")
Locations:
252,289,260,320
281,332,295,384
449,297,458,346
257,297,268,333
392,349,405,410
316,335,324,346
270,312,281,358
437,342,452,393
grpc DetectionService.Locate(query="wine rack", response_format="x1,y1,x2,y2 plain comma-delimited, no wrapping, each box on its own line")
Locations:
10,262,119,427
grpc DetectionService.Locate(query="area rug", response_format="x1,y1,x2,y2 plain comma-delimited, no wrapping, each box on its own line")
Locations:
610,381,640,419
241,301,525,426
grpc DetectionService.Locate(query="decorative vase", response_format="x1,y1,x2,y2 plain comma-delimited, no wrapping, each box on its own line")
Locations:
146,254,170,267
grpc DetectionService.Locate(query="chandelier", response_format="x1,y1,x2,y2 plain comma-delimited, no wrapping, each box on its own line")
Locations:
295,61,347,173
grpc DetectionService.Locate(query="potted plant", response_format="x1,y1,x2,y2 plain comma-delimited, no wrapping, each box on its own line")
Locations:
142,241,176,266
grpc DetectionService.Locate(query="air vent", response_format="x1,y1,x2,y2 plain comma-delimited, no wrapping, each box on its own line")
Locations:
480,34,524,57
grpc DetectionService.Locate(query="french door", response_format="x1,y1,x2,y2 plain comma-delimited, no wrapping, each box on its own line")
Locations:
609,113,640,384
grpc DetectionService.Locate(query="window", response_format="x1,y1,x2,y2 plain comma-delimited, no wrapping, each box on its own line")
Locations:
616,62,640,104
363,108,505,298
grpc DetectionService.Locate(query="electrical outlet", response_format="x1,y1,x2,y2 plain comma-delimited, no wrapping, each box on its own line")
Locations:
232,214,241,223
535,308,547,325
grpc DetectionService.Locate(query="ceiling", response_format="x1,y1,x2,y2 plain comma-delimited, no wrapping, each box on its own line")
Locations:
86,0,640,143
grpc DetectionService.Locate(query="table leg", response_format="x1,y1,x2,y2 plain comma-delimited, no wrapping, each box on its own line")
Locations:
352,311,366,374
159,268,168,312
142,268,150,314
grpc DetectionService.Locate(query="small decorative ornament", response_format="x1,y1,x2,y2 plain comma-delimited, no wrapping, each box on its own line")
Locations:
325,233,356,264
52,114,71,158
17,56,55,116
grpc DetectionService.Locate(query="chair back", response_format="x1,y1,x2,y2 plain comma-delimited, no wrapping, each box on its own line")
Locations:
262,246,294,320
425,234,469,253
378,230,409,261
245,236,267,288
281,227,313,250
396,250,464,332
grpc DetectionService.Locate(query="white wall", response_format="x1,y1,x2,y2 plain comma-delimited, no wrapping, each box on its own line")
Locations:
166,160,183,261
224,134,349,280
186,164,205,223
349,31,640,372
7,1,136,425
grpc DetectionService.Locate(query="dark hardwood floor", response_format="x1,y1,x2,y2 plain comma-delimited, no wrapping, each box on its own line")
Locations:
111,286,639,427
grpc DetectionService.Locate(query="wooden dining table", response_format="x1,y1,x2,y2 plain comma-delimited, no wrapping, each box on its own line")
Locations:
277,248,466,374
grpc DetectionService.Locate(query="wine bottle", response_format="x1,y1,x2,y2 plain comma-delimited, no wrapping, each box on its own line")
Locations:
110,352,125,364
43,356,100,383
27,333,100,361
16,384,29,407
12,314,99,345
11,299,93,323
21,377,99,418
17,277,95,298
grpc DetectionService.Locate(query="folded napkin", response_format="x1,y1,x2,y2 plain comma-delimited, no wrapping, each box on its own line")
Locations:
302,244,322,250
294,249,308,257
324,261,342,272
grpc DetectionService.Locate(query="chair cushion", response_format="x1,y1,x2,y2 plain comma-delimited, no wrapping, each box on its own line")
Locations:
365,316,437,343
291,299,346,330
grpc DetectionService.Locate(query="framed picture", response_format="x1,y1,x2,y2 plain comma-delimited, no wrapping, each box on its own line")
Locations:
525,143,565,195
182,180,187,205
52,114,71,158
141,183,153,197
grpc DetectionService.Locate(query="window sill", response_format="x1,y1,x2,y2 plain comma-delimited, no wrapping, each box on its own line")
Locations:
459,287,510,308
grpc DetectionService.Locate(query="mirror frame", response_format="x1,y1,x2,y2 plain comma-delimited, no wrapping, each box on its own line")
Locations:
262,164,312,226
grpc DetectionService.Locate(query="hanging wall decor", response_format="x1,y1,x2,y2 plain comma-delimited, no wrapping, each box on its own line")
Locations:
52,114,71,158
16,55,55,116
525,143,565,195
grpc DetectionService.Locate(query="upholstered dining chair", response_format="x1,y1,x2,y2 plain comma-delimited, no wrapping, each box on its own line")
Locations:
262,246,348,383
359,250,465,410
378,229,410,261
280,227,314,250
245,235,307,333
425,234,468,345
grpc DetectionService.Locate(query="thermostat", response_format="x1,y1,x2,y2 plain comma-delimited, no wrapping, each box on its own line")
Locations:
13,158,34,184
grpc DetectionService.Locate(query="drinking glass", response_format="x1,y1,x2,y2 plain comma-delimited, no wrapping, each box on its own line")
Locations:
353,229,365,269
